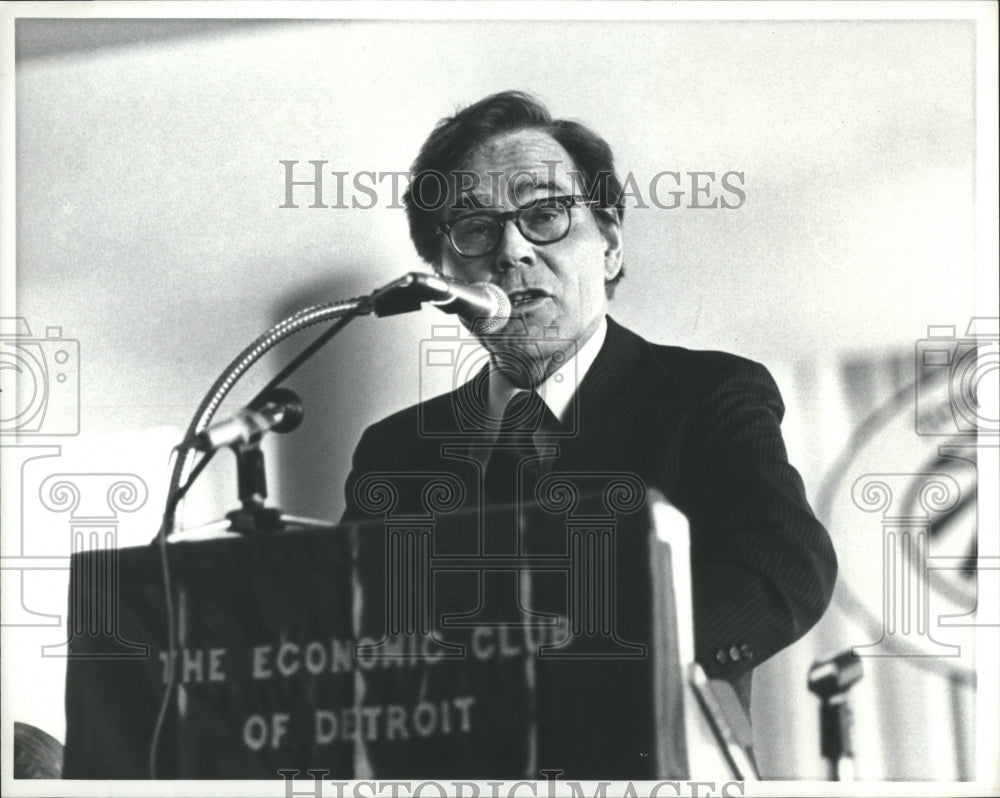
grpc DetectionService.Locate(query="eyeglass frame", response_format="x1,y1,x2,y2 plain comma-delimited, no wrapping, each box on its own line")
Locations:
436,195,603,258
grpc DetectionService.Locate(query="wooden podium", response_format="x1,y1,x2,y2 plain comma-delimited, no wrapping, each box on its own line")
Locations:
61,488,754,780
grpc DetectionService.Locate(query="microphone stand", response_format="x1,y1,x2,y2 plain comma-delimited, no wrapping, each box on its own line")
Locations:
808,649,864,781
160,299,368,540
225,422,286,534
160,271,473,540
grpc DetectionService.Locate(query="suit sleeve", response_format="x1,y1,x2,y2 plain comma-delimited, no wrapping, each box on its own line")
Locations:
340,423,383,526
683,358,837,680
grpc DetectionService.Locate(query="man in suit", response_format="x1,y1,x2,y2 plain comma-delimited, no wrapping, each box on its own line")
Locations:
342,91,837,717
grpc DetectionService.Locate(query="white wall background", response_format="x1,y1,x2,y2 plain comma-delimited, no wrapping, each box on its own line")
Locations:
13,19,979,437
5,13,996,785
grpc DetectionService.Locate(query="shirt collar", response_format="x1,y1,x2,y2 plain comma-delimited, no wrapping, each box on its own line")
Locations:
487,315,608,425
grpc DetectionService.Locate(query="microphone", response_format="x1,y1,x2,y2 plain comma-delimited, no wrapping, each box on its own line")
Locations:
426,275,511,334
188,388,304,452
371,272,511,333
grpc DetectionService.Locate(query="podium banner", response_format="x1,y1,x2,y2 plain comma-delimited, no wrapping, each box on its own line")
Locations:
62,490,683,779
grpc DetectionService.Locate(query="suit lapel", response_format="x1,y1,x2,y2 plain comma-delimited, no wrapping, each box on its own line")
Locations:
431,318,654,471
555,316,652,470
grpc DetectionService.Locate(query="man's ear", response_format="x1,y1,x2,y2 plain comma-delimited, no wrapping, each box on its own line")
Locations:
599,208,624,282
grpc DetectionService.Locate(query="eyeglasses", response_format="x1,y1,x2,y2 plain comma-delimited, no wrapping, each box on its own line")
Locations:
437,195,601,258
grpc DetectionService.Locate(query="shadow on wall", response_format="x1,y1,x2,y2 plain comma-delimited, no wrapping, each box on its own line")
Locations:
270,269,427,525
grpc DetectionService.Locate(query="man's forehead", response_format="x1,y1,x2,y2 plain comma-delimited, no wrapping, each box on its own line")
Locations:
465,128,569,160
450,130,580,207
452,180,565,210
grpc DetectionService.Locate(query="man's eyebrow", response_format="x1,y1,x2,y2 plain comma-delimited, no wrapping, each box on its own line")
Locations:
451,193,494,209
448,180,570,215
510,179,567,198
524,180,563,193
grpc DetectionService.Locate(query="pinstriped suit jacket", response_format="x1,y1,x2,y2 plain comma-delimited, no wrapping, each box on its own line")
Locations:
342,315,837,700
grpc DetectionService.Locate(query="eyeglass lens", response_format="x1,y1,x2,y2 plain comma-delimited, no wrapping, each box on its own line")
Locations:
450,201,571,256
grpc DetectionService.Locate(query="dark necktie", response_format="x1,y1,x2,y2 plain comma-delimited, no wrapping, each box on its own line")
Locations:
484,390,554,507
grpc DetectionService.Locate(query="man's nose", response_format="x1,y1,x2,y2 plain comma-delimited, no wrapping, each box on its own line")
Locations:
492,219,536,272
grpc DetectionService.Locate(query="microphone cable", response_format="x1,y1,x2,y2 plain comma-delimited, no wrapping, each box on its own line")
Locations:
148,295,371,778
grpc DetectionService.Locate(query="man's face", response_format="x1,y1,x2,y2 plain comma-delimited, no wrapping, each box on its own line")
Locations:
438,129,623,384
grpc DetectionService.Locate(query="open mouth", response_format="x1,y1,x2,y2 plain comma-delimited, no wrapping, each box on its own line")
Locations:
507,288,551,308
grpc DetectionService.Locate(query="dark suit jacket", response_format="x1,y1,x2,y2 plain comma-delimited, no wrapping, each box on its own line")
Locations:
342,316,837,698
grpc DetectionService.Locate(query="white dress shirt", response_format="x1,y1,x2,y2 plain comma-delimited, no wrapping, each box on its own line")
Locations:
480,316,608,457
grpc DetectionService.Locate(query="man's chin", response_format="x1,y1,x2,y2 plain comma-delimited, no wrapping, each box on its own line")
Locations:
480,329,576,387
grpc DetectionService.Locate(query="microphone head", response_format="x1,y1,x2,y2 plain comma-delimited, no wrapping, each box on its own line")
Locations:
470,282,511,335
262,387,304,434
